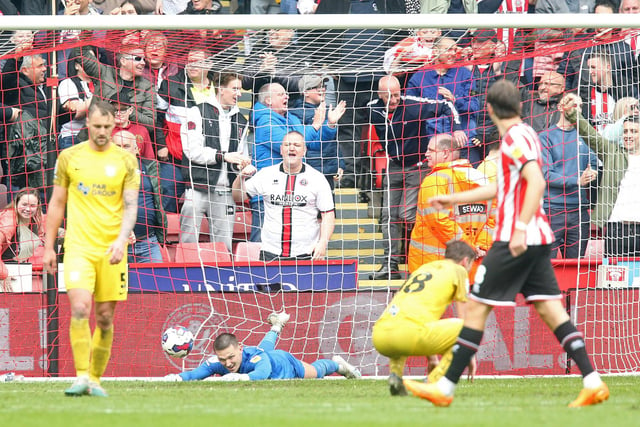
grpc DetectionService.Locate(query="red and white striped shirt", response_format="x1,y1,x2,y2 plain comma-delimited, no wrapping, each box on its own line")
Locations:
590,86,616,133
244,163,335,257
496,0,528,52
626,33,640,59
494,122,555,245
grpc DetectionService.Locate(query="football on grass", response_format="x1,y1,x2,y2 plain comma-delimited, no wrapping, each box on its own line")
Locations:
162,326,194,358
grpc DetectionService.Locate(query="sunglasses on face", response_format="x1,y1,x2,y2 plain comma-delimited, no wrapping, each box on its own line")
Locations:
124,55,145,62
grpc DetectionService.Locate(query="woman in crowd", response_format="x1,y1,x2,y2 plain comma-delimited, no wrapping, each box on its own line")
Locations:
0,188,45,292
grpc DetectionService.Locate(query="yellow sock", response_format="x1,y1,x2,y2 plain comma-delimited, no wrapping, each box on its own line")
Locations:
389,356,407,378
428,349,453,384
89,326,114,384
69,317,91,377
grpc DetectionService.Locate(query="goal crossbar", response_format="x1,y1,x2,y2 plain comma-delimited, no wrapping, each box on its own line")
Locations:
0,14,639,31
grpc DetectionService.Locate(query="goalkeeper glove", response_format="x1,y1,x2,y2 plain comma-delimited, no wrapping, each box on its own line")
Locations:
219,373,250,382
163,373,183,382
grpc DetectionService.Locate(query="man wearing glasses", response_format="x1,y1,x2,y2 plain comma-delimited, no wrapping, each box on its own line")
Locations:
521,71,565,133
78,38,156,134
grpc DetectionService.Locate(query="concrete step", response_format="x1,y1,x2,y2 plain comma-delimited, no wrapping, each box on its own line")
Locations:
334,218,378,234
357,279,405,290
331,232,382,241
328,248,384,258
334,188,360,204
328,234,385,250
357,263,409,281
358,263,409,273
328,240,386,250
335,202,370,219
328,248,385,264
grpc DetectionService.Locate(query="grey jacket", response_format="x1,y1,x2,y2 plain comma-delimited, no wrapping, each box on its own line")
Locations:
570,110,627,229
80,45,156,132
420,0,477,13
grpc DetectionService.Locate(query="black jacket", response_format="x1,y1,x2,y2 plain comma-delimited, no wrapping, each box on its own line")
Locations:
368,94,461,168
1,57,51,132
181,102,248,192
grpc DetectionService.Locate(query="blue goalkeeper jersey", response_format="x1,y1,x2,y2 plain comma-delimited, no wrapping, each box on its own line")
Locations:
179,346,305,381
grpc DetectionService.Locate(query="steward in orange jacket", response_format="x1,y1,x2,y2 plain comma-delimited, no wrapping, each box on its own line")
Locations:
408,134,494,275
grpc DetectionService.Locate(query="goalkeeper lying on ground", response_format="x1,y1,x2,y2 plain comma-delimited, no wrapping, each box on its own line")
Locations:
165,312,361,381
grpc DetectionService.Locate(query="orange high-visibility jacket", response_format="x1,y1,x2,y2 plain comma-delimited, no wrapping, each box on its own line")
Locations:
408,159,494,273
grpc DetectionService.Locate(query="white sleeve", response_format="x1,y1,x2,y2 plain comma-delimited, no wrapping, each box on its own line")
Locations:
315,173,335,213
243,168,264,199
58,79,79,105
181,106,220,165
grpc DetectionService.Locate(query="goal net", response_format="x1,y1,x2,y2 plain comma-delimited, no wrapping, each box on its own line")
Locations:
0,13,639,378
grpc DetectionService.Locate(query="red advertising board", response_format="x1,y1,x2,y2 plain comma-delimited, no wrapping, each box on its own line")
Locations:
8,290,633,377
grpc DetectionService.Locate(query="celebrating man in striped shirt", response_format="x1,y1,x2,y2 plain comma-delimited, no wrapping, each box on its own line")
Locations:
232,131,335,261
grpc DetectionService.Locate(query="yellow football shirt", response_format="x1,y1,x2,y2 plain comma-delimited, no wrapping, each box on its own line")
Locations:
378,259,469,325
54,141,140,252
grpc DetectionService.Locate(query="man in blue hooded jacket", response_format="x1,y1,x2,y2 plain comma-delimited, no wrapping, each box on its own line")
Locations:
248,82,344,241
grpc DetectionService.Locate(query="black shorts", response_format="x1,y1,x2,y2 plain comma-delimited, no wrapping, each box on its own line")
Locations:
470,242,562,306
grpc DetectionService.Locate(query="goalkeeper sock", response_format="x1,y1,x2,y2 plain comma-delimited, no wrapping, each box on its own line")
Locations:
553,320,595,378
257,330,278,352
444,326,483,385
89,326,114,384
312,359,339,378
69,317,91,377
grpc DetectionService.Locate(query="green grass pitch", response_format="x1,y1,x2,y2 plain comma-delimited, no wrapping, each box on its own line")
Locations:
0,376,636,427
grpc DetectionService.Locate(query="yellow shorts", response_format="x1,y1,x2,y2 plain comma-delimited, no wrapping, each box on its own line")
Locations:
63,249,128,302
372,317,463,358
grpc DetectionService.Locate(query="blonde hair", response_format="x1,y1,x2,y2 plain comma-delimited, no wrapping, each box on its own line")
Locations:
612,97,639,121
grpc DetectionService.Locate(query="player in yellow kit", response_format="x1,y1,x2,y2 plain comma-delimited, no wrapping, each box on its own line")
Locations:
43,99,140,397
372,241,477,396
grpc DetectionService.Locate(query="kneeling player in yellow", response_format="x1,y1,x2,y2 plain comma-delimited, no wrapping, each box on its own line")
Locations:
372,241,477,396
43,100,140,397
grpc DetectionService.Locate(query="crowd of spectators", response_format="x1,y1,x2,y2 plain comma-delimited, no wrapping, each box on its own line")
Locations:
0,0,639,268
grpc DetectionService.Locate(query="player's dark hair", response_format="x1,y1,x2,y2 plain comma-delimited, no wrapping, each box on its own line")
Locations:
88,98,116,118
487,79,521,119
444,241,476,263
214,333,239,351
